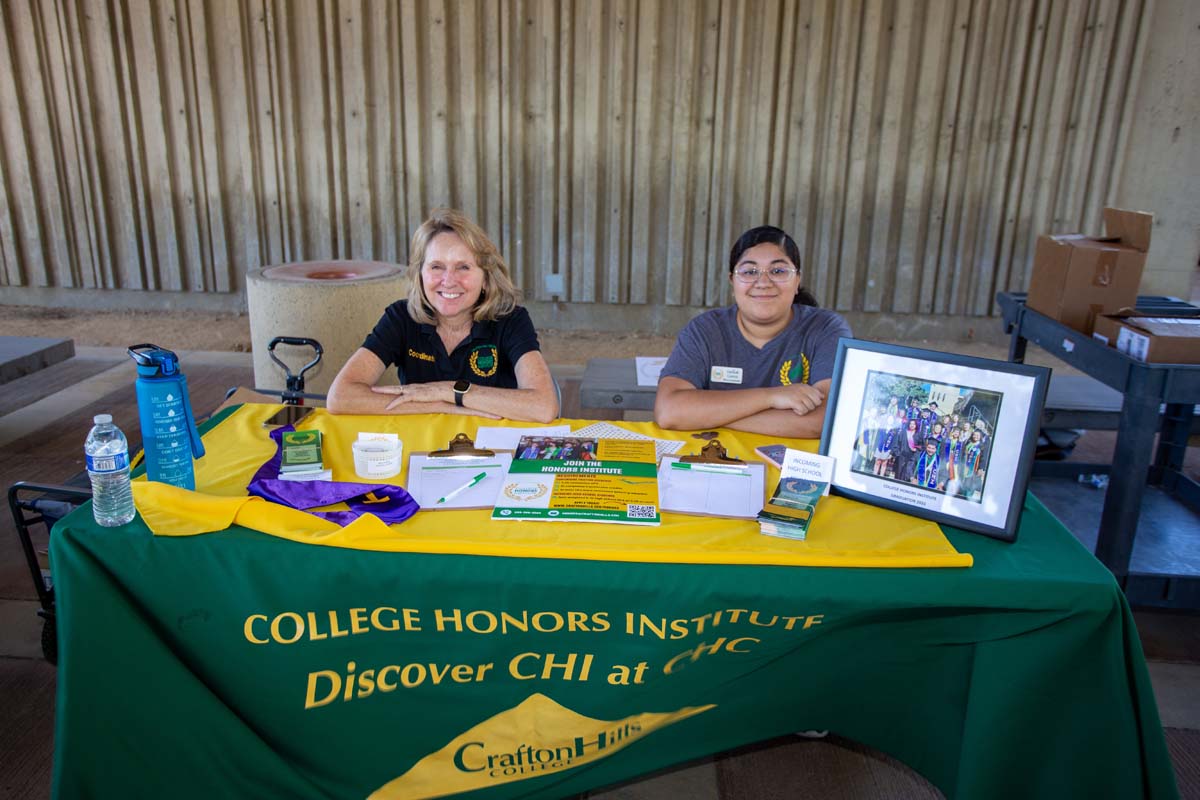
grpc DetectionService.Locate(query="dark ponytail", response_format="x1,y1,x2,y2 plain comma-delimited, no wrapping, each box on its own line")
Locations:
793,287,819,307
728,225,818,307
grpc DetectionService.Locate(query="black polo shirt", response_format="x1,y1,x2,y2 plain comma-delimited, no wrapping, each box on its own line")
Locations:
361,300,541,388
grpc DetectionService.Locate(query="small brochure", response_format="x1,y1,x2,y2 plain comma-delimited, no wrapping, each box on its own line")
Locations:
757,449,835,539
569,422,685,461
492,436,661,525
279,430,324,477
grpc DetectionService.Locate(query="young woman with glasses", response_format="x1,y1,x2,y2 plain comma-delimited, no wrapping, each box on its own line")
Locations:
654,225,852,438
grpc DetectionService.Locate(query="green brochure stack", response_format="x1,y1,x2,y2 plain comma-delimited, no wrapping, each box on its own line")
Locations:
757,476,828,540
279,430,329,481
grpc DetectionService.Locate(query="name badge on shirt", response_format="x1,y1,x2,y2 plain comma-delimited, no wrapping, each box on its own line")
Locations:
710,366,743,384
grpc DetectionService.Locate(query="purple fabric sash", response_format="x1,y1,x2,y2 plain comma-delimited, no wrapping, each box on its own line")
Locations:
246,426,420,526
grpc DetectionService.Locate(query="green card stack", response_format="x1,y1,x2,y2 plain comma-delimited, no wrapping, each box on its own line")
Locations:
757,476,828,540
279,430,329,481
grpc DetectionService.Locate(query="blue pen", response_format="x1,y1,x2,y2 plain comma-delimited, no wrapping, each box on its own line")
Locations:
437,471,488,504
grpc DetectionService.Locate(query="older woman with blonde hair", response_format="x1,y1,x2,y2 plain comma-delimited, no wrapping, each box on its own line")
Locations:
327,208,558,421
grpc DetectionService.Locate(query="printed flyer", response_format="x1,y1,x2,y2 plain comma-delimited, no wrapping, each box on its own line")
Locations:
492,436,661,525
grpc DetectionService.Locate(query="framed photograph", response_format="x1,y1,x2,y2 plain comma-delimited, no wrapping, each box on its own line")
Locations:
818,339,1049,542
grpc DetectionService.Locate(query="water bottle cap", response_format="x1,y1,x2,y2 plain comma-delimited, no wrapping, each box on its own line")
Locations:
94,414,113,425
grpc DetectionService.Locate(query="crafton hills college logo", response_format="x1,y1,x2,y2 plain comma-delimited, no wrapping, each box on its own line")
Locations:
368,693,715,800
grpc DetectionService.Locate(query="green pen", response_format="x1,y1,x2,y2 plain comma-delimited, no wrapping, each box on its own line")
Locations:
437,471,488,504
670,461,748,475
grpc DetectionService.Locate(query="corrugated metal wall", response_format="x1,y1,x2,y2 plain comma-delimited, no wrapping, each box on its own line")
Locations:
0,0,1151,316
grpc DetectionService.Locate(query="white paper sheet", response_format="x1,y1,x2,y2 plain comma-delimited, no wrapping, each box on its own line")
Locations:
635,356,669,387
473,425,571,452
657,457,765,519
780,449,835,495
406,453,513,509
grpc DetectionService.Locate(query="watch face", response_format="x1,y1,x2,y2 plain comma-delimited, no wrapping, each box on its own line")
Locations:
454,380,470,393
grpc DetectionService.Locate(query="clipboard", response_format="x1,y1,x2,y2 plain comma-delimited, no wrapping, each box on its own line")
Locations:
430,433,495,458
658,440,764,519
406,434,508,510
678,439,746,466
406,452,512,510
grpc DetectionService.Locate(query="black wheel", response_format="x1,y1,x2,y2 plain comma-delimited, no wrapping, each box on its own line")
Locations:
41,616,57,665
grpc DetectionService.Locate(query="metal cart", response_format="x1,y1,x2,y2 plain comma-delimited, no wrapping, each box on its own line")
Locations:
8,480,91,664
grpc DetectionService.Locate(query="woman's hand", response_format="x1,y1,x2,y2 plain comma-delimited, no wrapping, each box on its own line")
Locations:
372,381,452,409
371,382,504,419
769,383,825,416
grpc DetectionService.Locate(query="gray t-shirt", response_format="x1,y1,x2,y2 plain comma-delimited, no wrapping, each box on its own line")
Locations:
660,304,852,390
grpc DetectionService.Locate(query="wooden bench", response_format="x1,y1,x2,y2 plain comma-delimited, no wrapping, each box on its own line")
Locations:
0,336,74,385
580,357,1197,430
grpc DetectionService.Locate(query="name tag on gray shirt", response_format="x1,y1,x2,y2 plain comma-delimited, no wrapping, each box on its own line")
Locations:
661,304,853,391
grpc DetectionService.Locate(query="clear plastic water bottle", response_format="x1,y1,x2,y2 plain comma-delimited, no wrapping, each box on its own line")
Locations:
84,414,135,527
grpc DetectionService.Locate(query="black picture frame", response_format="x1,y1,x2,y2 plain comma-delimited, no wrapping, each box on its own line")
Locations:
818,338,1049,542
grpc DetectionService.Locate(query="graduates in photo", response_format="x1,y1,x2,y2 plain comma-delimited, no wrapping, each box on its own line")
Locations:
856,405,883,471
845,382,999,500
873,424,898,476
896,419,921,483
963,429,986,499
941,427,965,492
913,439,940,489
849,382,1006,498
918,406,934,441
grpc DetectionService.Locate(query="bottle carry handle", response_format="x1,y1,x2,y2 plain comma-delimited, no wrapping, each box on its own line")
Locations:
127,343,178,375
178,373,206,460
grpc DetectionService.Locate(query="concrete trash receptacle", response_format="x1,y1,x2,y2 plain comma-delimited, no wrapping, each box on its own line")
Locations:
247,261,406,396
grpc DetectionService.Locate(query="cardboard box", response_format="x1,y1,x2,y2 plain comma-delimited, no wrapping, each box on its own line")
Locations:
1093,313,1200,364
1025,207,1153,334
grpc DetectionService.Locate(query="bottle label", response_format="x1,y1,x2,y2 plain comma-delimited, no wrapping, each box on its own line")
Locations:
87,452,129,473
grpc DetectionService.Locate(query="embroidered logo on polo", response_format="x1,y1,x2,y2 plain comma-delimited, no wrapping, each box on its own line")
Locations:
469,345,499,377
407,348,436,363
367,693,715,799
778,354,811,386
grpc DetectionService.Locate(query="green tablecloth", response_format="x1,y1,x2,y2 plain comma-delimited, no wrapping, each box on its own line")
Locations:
50,461,1178,799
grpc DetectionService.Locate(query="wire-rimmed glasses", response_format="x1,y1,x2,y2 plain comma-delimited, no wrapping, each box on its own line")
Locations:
733,265,799,284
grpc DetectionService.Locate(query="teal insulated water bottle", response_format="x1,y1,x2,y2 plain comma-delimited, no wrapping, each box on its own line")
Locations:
128,344,206,490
